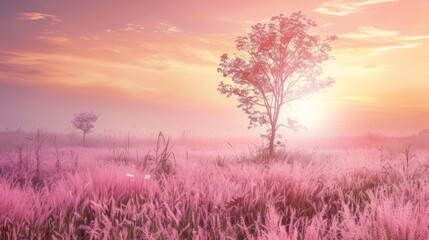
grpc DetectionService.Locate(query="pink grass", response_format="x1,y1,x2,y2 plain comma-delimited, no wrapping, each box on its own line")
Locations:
1,133,429,239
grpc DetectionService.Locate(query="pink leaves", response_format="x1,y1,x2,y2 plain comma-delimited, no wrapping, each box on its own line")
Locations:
327,35,339,42
286,118,304,132
235,36,248,51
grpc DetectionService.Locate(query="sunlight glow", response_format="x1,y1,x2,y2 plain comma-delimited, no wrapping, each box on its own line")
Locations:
296,102,322,128
285,97,326,130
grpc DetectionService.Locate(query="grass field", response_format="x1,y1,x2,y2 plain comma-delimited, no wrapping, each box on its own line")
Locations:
1,130,429,239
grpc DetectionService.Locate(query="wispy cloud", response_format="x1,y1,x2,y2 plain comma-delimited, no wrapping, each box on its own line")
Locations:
327,63,386,76
337,27,429,56
17,12,62,22
0,62,41,76
341,27,399,40
324,95,378,104
0,50,161,96
120,23,145,33
320,22,334,28
154,23,181,34
239,18,271,32
37,36,71,45
241,18,271,25
314,0,398,16
107,23,181,35
79,35,100,41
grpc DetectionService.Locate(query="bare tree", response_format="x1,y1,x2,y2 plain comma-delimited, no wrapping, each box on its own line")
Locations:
217,12,337,155
71,111,99,146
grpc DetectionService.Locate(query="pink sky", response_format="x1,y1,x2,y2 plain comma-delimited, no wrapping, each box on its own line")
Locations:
1,0,428,137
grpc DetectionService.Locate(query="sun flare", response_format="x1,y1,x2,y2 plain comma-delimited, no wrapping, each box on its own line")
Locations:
280,97,326,131
295,101,322,128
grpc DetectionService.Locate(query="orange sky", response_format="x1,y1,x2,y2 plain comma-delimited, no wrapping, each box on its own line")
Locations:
0,0,428,137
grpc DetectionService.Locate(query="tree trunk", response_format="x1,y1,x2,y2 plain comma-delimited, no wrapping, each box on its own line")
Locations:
83,132,86,146
268,108,280,156
268,126,276,155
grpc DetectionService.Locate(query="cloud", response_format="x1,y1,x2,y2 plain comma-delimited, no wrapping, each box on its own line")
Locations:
320,22,334,28
337,27,429,56
120,23,145,33
108,23,180,35
353,0,397,6
239,18,271,32
0,50,162,96
328,27,429,80
242,18,271,25
17,12,62,22
154,23,181,34
341,27,397,40
324,95,378,104
79,35,100,41
399,36,429,41
0,63,41,76
314,0,398,16
165,26,180,34
37,36,72,45
327,63,386,76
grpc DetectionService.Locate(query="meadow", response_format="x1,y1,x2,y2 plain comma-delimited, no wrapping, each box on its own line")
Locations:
1,130,429,239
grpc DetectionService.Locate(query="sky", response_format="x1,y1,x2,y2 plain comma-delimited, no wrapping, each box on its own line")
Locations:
0,0,428,138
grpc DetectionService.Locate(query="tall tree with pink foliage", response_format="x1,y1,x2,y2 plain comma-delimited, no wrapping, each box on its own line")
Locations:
218,12,337,154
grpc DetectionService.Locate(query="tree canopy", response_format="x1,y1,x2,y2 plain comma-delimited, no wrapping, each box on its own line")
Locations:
71,111,99,145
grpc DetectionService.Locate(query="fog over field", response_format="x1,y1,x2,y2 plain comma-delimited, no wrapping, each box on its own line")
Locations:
2,130,429,239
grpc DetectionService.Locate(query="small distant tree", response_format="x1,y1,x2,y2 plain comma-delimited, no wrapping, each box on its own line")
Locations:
71,111,99,146
217,12,337,155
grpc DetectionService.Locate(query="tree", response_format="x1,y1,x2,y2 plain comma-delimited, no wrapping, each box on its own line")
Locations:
71,111,99,146
217,12,337,155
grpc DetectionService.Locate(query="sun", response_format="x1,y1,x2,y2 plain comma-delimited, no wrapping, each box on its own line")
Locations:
297,102,320,127
287,97,325,129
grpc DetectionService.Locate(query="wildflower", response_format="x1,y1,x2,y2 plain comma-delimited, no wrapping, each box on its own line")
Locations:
144,174,151,180
126,173,134,178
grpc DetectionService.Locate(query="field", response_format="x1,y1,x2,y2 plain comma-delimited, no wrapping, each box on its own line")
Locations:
1,130,429,239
